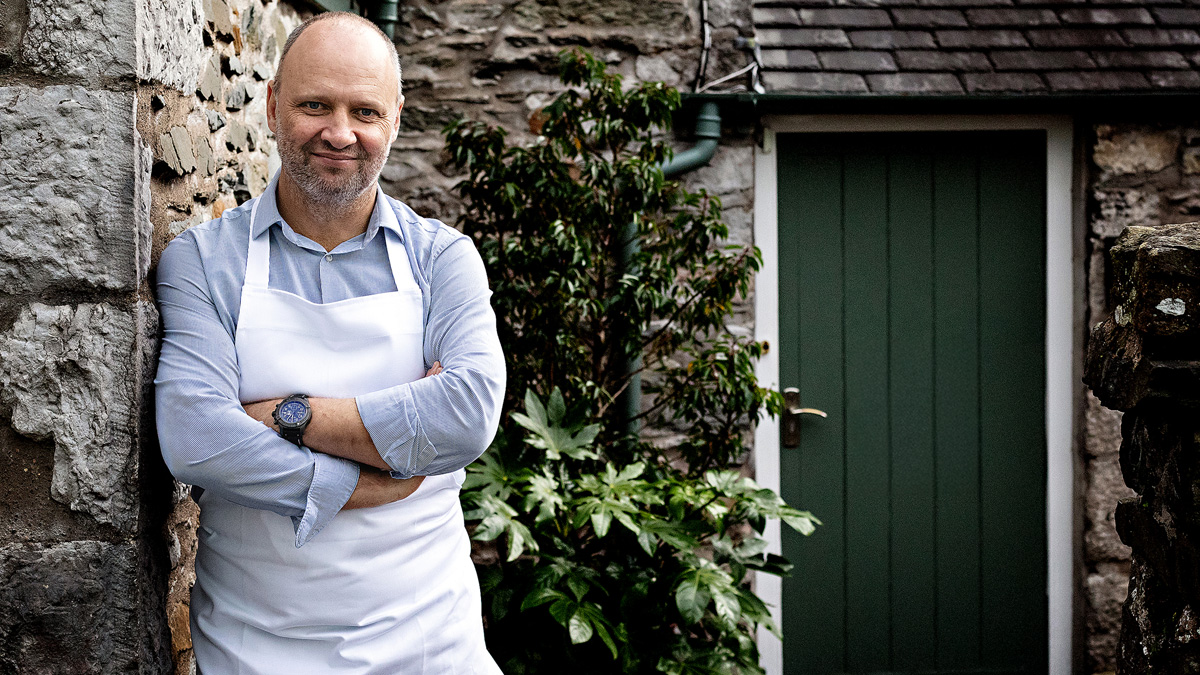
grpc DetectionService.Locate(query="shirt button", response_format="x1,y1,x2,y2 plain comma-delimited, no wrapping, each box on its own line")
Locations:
324,254,333,262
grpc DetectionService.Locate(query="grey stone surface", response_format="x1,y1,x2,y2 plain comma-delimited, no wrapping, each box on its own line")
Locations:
197,52,222,101
0,541,141,674
0,303,150,533
1093,187,1161,239
0,85,139,294
137,0,205,92
20,0,135,81
0,0,27,67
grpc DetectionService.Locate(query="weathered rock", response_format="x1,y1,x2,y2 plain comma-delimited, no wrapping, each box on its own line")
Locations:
0,541,142,673
1087,564,1130,674
1094,125,1180,181
0,302,155,533
137,0,205,92
20,0,135,81
1086,220,1200,674
160,125,198,176
0,0,27,67
197,52,222,101
225,118,255,151
225,80,248,110
1093,187,1161,239
0,85,139,294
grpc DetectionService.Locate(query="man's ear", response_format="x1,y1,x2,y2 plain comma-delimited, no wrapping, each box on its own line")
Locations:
391,94,404,143
266,80,279,134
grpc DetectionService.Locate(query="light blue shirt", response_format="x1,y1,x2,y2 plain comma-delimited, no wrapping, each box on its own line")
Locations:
154,174,505,546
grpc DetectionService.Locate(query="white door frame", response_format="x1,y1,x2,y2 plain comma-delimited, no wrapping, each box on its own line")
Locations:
752,115,1075,675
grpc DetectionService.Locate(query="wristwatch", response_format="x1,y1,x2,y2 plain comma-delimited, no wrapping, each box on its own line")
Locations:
272,394,312,446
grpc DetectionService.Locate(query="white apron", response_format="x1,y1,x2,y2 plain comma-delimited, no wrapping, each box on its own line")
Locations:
191,196,500,675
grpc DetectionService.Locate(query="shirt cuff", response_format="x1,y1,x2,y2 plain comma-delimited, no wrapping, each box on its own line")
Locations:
356,386,437,478
291,452,359,547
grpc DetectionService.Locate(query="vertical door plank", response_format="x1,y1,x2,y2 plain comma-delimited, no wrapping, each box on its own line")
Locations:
932,146,983,671
978,132,1048,671
842,146,893,674
887,142,938,672
778,136,847,675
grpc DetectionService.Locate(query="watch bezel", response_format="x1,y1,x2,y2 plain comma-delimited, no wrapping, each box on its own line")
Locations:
273,394,311,445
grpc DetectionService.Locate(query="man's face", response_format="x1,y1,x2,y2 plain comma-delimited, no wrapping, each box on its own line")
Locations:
267,21,402,206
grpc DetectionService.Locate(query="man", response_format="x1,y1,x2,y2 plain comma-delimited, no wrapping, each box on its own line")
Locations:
155,12,505,673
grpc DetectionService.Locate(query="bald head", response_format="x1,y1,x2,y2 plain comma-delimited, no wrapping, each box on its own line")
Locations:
274,12,402,104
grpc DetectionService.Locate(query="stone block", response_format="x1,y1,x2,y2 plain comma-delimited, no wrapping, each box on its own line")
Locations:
20,0,135,81
0,0,26,67
160,126,198,176
0,541,142,673
1092,187,1161,239
634,54,681,86
684,144,755,198
137,0,205,92
0,302,155,533
197,52,222,101
1093,125,1178,179
0,85,141,294
1086,565,1130,674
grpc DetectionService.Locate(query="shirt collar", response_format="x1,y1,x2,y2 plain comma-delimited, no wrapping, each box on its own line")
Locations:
250,170,402,245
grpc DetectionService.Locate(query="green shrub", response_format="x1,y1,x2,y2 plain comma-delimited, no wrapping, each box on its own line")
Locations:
445,50,817,675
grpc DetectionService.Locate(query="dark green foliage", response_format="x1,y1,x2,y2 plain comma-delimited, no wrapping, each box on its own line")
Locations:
445,50,817,674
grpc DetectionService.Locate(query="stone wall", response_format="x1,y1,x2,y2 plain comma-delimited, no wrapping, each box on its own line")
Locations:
0,0,166,671
1084,222,1200,674
1,0,302,671
1086,120,1200,674
137,1,304,671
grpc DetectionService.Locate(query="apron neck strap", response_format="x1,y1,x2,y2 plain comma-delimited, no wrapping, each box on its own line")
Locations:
245,196,270,290
243,196,415,292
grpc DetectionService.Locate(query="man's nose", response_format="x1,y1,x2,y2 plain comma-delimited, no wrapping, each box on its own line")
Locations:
320,111,357,149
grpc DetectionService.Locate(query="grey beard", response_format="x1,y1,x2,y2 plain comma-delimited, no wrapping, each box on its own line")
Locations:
278,138,389,207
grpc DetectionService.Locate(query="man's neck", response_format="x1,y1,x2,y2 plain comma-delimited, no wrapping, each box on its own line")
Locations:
275,173,377,252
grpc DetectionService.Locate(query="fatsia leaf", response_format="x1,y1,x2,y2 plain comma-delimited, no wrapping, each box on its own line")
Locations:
568,611,594,644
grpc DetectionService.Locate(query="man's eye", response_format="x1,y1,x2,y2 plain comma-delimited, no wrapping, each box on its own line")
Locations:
359,109,380,117
301,102,321,110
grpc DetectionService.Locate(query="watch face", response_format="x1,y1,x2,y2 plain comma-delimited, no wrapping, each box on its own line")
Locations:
278,400,309,426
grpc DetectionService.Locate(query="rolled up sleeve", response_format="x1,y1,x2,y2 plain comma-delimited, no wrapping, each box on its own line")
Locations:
356,235,505,478
154,233,359,547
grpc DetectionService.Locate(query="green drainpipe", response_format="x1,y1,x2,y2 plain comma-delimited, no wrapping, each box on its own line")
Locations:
616,101,723,441
376,0,399,39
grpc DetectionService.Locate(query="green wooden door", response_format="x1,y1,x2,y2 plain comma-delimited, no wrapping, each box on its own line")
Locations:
777,131,1047,675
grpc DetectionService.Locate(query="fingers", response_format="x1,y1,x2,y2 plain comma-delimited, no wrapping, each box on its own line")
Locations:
423,361,442,378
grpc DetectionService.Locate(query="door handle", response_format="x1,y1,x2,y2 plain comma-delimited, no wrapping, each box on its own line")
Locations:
782,387,827,448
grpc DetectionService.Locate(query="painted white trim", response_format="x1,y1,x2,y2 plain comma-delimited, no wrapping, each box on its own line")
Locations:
752,115,1075,675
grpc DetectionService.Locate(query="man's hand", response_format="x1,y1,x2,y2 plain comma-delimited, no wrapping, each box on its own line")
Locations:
343,469,426,510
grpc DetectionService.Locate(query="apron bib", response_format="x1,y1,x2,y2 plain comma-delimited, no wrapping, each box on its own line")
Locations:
191,196,499,674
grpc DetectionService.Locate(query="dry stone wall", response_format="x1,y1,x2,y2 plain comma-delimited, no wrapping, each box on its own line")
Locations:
137,1,305,671
1086,119,1200,674
1,0,302,671
1085,223,1200,674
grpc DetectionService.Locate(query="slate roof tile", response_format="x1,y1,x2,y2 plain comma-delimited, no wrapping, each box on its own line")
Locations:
936,29,1029,48
895,50,993,70
753,0,1200,96
865,72,964,92
799,8,894,27
965,8,1059,26
962,72,1047,91
818,50,900,71
891,9,969,27
1091,50,1190,69
848,30,939,49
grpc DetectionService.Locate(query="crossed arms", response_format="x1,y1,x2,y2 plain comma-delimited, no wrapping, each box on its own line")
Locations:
154,221,505,546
